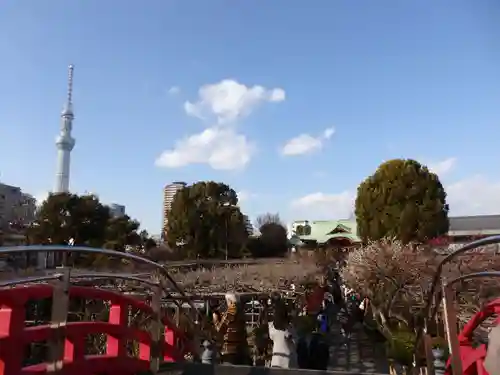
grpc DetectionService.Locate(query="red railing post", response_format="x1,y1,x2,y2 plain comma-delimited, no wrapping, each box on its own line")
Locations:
64,335,86,363
163,327,177,362
0,301,25,375
106,302,129,357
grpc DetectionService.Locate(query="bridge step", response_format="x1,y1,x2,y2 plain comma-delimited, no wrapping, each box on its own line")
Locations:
154,323,391,375
328,322,389,373
157,363,389,375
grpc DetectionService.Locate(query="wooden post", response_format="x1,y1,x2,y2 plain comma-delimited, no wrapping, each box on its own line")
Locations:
441,278,462,375
47,268,71,372
250,297,255,329
144,286,163,373
423,322,436,375
175,304,180,327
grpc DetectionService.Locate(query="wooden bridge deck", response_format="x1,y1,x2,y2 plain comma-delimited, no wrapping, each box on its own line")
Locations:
156,363,389,375
327,321,389,373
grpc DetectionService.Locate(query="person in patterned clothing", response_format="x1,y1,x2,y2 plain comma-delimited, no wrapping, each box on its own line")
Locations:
214,292,251,365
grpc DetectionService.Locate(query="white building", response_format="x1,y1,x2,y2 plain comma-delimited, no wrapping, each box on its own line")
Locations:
162,182,186,237
109,203,126,218
0,183,36,231
243,214,254,235
287,220,309,239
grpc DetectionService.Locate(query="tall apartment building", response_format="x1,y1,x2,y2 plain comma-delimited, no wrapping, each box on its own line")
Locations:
162,182,186,238
243,214,254,235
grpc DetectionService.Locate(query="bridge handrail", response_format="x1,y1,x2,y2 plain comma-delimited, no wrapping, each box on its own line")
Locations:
0,283,192,375
0,245,217,373
413,235,500,368
0,272,188,313
0,245,205,324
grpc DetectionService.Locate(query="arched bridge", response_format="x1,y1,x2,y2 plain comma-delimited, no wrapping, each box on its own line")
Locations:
0,245,201,375
0,245,391,375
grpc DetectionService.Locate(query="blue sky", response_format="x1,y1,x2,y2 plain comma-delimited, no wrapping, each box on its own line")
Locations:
1,0,499,234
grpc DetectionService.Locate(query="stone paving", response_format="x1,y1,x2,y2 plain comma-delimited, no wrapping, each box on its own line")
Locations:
328,321,390,374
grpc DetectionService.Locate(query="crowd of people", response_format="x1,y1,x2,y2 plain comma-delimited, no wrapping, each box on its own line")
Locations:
203,275,369,370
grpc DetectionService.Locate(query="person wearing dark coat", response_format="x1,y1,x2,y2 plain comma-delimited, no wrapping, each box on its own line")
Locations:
296,319,330,370
296,337,309,369
308,332,330,370
337,299,356,341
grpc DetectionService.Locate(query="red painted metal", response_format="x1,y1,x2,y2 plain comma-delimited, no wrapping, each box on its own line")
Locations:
444,298,500,375
0,284,193,375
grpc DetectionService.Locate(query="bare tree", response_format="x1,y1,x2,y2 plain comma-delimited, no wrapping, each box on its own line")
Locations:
255,213,283,229
341,238,436,334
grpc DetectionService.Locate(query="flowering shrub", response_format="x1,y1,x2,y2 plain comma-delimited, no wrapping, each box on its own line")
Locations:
341,238,500,338
341,238,435,333
170,260,322,294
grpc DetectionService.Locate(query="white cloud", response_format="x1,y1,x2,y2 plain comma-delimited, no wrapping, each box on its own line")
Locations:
237,190,256,203
184,79,285,124
281,127,335,156
167,86,180,95
427,157,457,176
290,158,500,219
446,175,500,216
323,127,335,139
156,78,285,170
290,191,355,219
155,126,255,170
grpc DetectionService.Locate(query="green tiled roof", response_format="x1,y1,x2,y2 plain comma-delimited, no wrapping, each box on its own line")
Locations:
297,220,360,244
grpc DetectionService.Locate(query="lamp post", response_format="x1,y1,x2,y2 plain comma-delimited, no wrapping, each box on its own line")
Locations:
219,202,231,260
225,214,228,261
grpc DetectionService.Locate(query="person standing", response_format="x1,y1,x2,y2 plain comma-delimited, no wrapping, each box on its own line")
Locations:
306,280,326,317
358,297,369,323
268,303,298,369
214,293,251,365
337,300,353,342
201,340,216,364
308,329,330,371
318,306,329,334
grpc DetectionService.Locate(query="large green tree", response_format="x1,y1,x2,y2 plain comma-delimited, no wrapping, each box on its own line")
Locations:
355,159,449,243
104,215,141,250
27,193,145,266
27,193,109,247
139,229,158,252
165,181,249,259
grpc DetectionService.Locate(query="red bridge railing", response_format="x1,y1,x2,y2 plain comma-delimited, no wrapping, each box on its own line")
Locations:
0,246,203,375
441,297,500,375
414,236,500,375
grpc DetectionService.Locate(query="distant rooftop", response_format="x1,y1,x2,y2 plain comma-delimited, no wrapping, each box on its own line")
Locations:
292,219,360,244
448,215,500,236
290,215,500,242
